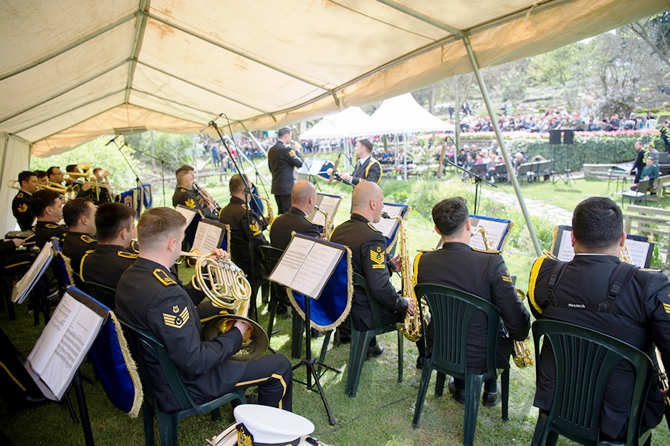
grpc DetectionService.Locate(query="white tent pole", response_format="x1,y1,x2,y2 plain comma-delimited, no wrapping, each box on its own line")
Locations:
463,36,542,256
404,133,408,182
246,131,268,157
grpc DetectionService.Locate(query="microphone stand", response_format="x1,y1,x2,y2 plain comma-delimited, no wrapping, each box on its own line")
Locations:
108,139,150,213
443,156,497,216
118,142,170,207
205,119,259,322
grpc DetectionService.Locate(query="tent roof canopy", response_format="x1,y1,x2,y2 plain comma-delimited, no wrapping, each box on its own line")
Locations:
1,0,666,157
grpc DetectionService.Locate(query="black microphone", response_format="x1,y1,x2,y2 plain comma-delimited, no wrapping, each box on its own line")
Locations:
105,135,119,146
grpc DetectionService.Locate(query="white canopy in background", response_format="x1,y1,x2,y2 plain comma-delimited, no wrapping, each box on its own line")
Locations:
366,94,454,135
1,0,666,158
300,107,373,140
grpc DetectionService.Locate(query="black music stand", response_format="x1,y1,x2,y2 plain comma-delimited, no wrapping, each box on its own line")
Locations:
443,157,496,215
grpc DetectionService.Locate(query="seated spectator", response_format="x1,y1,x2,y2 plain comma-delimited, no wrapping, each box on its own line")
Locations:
631,156,659,192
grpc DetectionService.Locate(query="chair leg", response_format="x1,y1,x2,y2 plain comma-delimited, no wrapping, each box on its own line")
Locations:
291,311,303,359
500,368,509,421
463,374,484,446
210,408,220,421
345,330,376,397
142,402,155,446
530,410,551,446
261,281,270,305
435,372,446,397
267,298,278,343
412,364,433,428
397,329,403,383
157,412,180,446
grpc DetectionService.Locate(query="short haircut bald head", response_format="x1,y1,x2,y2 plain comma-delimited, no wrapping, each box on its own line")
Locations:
352,181,382,212
291,180,315,205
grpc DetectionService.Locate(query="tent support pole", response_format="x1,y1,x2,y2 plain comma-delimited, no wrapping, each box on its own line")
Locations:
463,36,542,257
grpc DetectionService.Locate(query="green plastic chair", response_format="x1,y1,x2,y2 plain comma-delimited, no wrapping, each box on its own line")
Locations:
345,272,404,397
531,320,653,446
119,319,246,446
85,281,116,310
412,284,509,446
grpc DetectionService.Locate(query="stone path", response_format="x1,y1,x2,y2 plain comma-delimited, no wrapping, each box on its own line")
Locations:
480,188,574,226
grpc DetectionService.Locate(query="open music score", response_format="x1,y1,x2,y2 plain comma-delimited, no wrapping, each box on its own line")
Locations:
269,234,345,299
297,159,328,176
307,193,342,226
12,241,54,304
175,204,200,226
469,214,513,252
371,202,408,239
193,220,228,253
551,225,654,268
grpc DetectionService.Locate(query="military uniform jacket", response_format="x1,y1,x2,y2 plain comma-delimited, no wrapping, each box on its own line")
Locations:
172,186,213,218
330,213,408,331
269,207,322,251
415,243,530,373
268,141,303,195
528,254,670,439
34,221,67,250
218,196,269,276
62,232,97,288
80,244,138,289
12,191,35,231
115,258,246,412
351,156,382,185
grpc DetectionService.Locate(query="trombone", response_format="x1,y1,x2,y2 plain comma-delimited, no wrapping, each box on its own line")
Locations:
7,179,70,196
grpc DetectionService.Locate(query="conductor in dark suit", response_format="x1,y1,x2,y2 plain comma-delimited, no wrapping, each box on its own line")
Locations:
268,128,303,215
115,208,292,412
336,138,382,185
330,182,415,357
269,180,322,251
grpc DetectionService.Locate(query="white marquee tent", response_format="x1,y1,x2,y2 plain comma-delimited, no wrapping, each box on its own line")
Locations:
1,0,667,241
367,93,454,135
300,107,373,140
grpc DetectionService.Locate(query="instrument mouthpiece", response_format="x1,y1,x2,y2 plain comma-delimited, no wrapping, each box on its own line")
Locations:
381,212,391,219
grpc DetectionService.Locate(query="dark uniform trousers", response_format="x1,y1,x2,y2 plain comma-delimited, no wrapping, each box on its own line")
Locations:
34,221,67,250
173,186,214,219
80,244,138,289
219,196,269,282
115,258,292,412
12,191,35,231
351,157,382,185
528,254,670,441
62,232,97,289
330,214,408,347
269,207,322,251
415,243,530,391
268,141,303,214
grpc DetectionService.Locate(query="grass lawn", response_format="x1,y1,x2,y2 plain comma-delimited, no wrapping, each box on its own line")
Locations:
2,160,669,445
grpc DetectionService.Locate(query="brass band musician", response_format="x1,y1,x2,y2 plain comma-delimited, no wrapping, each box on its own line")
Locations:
269,180,322,251
61,198,97,289
12,171,38,231
172,164,216,218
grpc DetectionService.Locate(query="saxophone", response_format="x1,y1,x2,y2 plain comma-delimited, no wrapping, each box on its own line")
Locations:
395,214,430,342
255,195,274,226
472,225,534,369
314,205,331,240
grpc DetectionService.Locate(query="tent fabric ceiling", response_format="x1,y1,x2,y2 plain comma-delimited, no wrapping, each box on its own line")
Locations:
1,0,667,157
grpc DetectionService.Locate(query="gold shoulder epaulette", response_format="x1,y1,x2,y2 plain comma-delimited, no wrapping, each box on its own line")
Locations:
80,234,96,244
118,251,139,259
640,267,662,272
17,192,23,198
46,223,60,229
471,246,500,254
367,222,382,233
153,268,176,286
178,187,186,192
241,204,248,210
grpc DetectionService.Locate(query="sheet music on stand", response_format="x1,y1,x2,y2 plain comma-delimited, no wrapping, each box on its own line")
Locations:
24,287,108,400
371,202,407,238
469,214,513,252
269,234,345,299
551,225,654,267
297,159,327,176
12,241,54,304
175,205,200,226
307,193,342,226
192,220,228,253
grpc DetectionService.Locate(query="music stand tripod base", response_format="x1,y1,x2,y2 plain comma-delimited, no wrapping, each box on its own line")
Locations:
292,297,339,425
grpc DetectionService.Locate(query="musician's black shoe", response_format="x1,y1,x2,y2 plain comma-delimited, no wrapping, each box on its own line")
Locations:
482,386,500,407
336,329,351,344
416,356,426,369
447,377,465,405
366,344,384,359
276,302,288,315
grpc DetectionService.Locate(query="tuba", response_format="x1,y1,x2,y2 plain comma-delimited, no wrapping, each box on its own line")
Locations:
393,212,430,342
192,252,269,361
472,225,534,369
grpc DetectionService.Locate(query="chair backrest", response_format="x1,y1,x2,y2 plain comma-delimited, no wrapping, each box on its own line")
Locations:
532,320,653,444
86,282,117,310
538,161,552,172
414,283,500,377
353,273,386,331
494,164,507,174
637,179,649,194
119,319,199,413
518,163,533,175
657,152,669,164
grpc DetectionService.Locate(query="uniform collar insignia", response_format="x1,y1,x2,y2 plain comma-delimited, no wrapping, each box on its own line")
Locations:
80,234,96,243
117,251,139,259
163,306,189,329
46,223,60,228
153,268,177,286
